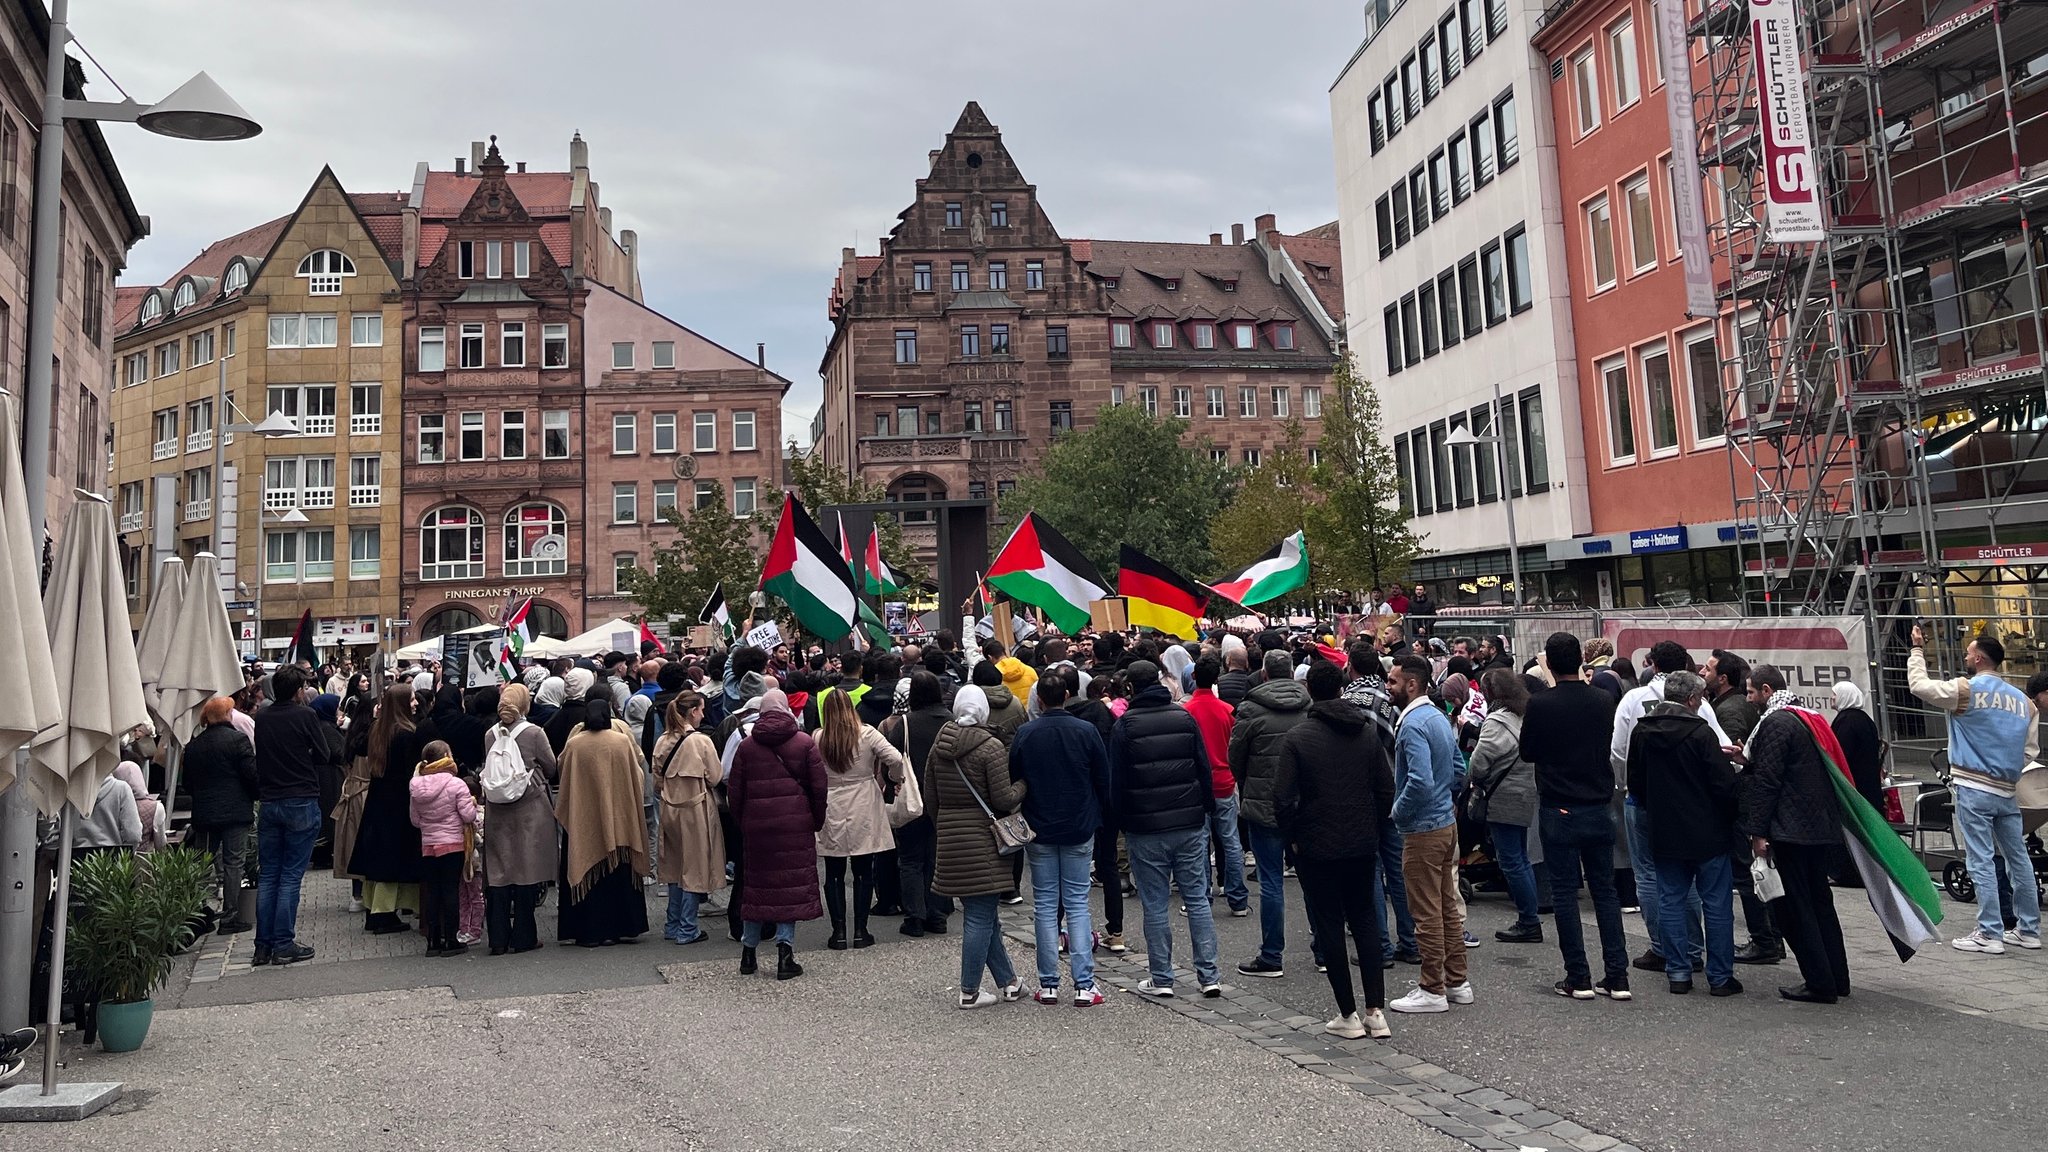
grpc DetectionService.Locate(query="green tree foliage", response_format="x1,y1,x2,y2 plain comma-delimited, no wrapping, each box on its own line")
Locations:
625,485,763,625
1308,352,1422,591
1001,402,1235,579
1208,421,1313,576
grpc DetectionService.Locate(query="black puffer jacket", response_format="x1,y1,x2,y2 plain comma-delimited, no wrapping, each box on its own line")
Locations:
1626,703,1738,863
184,721,258,827
1108,685,1210,835
1274,699,1392,861
1228,677,1312,828
1740,709,1843,846
1217,668,1253,709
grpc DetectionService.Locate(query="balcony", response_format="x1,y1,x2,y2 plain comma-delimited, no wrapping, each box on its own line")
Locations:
350,413,382,436
185,430,213,454
858,434,968,466
152,440,177,461
349,484,381,508
118,510,143,533
183,498,211,521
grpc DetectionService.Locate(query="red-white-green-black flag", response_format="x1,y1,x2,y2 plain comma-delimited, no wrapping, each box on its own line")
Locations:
759,494,858,641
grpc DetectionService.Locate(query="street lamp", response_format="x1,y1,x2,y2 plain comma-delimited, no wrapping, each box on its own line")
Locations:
0,0,261,1092
1446,418,1523,613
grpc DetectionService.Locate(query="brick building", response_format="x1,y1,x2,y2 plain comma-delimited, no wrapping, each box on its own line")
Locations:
817,102,1341,563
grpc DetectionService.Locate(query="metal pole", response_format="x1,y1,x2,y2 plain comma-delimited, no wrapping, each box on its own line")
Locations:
0,0,74,1035
39,808,72,1093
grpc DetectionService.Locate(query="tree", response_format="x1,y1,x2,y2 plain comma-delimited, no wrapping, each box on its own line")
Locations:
1308,352,1423,592
1001,402,1236,579
768,445,927,591
625,486,762,626
1209,421,1314,575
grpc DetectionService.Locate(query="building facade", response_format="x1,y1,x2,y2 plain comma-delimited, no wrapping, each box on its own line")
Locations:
2,0,146,544
1331,0,1591,609
110,169,405,655
818,103,1339,562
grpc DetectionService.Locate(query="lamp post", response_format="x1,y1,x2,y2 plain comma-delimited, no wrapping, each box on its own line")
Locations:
1447,402,1523,613
0,0,260,1060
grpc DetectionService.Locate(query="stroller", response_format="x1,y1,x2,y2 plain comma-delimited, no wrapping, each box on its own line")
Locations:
1907,752,2048,904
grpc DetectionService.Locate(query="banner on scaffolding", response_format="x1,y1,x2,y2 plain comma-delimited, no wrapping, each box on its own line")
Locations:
1657,0,1715,314
1750,0,1827,242
1607,615,1868,715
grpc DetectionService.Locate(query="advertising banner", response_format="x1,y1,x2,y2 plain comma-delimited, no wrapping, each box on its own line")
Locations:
1655,0,1716,314
1749,0,1826,242
1605,615,1868,714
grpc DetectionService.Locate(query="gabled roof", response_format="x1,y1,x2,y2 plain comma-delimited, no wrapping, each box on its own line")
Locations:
1275,227,1345,325
112,285,149,332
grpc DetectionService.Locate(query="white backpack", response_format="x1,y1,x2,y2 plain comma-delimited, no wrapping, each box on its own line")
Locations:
481,721,533,804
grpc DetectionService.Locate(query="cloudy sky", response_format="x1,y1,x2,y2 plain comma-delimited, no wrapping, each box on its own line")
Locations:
79,0,1363,437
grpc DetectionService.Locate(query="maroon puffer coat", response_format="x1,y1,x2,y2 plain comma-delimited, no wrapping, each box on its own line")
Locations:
729,708,828,924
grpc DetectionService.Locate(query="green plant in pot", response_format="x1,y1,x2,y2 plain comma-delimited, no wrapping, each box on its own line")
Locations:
66,846,213,1052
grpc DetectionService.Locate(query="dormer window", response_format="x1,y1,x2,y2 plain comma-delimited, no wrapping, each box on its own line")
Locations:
1163,279,1180,292
1101,277,1119,290
1233,323,1255,350
297,249,356,295
1192,323,1215,350
1273,323,1296,350
1152,322,1175,350
224,261,249,294
140,291,163,323
172,281,196,312
1222,279,1238,292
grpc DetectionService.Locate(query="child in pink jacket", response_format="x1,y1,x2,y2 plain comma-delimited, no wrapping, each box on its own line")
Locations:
409,740,480,957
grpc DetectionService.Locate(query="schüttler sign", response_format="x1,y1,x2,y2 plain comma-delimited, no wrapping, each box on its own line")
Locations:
1749,0,1826,242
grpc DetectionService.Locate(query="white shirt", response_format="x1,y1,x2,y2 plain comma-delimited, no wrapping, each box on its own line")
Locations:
1610,673,1731,778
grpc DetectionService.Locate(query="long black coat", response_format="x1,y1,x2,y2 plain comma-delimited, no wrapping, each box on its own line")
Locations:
1627,705,1738,863
1831,706,1884,809
350,721,440,885
1273,699,1392,861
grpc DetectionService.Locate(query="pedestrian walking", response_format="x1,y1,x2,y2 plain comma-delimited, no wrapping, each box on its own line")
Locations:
1469,668,1542,943
930,685,1028,1007
1387,656,1470,1013
1741,666,1852,1002
728,689,827,979
556,695,652,948
480,683,559,955
1627,671,1742,997
815,689,904,950
1014,674,1111,1006
1111,660,1223,999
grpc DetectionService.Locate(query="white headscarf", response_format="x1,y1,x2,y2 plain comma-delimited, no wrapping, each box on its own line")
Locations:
564,667,596,701
536,676,567,707
1832,680,1866,712
411,671,434,693
952,684,990,726
1160,644,1193,688
1220,634,1246,658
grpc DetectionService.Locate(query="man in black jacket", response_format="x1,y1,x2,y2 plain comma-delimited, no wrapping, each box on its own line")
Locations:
1217,646,1253,708
1230,650,1313,978
1628,671,1742,997
1519,632,1630,1000
1740,664,1850,1004
1274,661,1396,1039
251,665,328,966
886,670,958,936
1109,660,1222,998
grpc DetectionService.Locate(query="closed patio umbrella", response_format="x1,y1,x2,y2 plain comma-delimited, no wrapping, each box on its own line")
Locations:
0,390,59,784
155,553,243,809
29,494,148,818
133,555,186,722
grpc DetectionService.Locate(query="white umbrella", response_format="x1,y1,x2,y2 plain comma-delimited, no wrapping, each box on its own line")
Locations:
28,494,148,817
134,554,186,720
156,552,243,748
0,390,59,783
393,636,441,661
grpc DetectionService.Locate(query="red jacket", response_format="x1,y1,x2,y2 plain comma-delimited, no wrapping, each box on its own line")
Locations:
1183,689,1236,799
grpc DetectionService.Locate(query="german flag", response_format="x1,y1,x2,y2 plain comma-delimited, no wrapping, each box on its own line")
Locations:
1117,545,1208,640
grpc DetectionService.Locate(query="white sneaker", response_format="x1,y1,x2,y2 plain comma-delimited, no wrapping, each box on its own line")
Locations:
1953,929,2007,954
1034,986,1060,1005
1200,981,1223,998
1074,985,1105,1007
1445,981,1475,1005
1324,1011,1367,1039
958,988,998,1010
1389,986,1448,1014
1137,978,1176,998
346,897,364,913
2004,928,2043,951
1363,1008,1392,1038
1000,980,1024,1002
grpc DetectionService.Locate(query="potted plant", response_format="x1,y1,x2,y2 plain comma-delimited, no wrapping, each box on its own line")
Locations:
66,846,213,1052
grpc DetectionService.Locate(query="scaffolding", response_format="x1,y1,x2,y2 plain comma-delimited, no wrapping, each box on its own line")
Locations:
1693,0,2048,636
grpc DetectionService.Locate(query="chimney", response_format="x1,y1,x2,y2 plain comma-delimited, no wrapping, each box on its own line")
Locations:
470,140,487,170
570,131,589,172
1209,232,1223,245
756,342,766,368
516,161,526,173
454,157,466,175
1231,223,1244,245
1255,212,1278,243
928,149,942,168
599,206,613,235
619,228,638,292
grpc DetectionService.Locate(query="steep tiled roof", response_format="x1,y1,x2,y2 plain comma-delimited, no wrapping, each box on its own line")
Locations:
161,214,290,288
1276,227,1345,325
855,256,882,279
419,171,574,218
112,285,149,332
1077,238,1335,358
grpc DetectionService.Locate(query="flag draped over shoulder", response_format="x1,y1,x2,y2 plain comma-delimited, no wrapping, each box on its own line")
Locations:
1117,545,1208,640
759,494,858,641
1791,707,1943,960
987,513,1106,635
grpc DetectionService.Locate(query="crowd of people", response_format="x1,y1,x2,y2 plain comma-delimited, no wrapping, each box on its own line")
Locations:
69,598,2046,1048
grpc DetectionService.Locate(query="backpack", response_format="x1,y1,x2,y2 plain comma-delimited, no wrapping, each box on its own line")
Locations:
481,722,533,804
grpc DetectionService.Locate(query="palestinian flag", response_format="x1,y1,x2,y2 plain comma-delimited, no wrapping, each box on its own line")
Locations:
638,618,667,656
699,581,733,642
837,511,857,574
759,494,858,641
1117,545,1208,640
857,599,892,648
495,597,533,681
1789,707,1943,959
864,526,902,597
987,513,1107,635
288,609,319,669
1210,530,1310,607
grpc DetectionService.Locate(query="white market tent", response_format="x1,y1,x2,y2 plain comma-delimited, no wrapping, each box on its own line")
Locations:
550,616,643,658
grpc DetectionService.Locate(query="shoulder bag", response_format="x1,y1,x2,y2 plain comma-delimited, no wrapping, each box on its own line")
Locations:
885,716,924,828
952,754,1033,855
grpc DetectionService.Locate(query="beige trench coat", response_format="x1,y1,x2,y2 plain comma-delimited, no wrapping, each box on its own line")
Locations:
819,724,906,858
653,726,726,893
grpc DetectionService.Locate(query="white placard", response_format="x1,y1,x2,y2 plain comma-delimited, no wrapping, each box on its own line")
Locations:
744,621,783,651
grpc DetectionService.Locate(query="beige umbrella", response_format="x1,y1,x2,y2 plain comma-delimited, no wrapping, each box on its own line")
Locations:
157,552,243,748
134,554,186,721
27,494,148,817
0,390,60,786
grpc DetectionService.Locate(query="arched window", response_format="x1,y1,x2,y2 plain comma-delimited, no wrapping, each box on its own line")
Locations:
139,291,164,322
526,601,569,640
172,280,196,312
419,606,483,640
503,503,567,576
420,505,485,581
223,260,250,294
297,249,356,295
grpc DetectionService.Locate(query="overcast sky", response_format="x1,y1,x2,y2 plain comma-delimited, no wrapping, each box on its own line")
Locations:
78,0,1361,438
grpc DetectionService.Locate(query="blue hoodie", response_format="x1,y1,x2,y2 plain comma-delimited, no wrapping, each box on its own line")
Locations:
1391,697,1460,835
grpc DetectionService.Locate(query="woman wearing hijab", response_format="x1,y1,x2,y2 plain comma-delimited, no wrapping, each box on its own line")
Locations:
482,683,559,954
74,770,141,852
815,689,906,949
653,689,725,945
113,762,166,853
351,684,438,934
1830,681,1884,809
1159,643,1194,701
333,691,378,914
532,675,566,727
929,684,1028,1008
309,693,347,861
546,667,597,755
555,695,650,947
728,688,828,979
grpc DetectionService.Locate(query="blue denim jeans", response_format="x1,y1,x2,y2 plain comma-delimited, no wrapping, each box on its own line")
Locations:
665,886,705,942
1489,821,1542,927
1956,786,2042,936
1028,841,1095,990
959,893,1017,994
1658,855,1734,986
1375,830,1419,960
1245,821,1289,965
741,920,794,947
1626,800,1700,962
1209,790,1249,910
1127,827,1221,987
1541,803,1630,989
255,797,321,951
